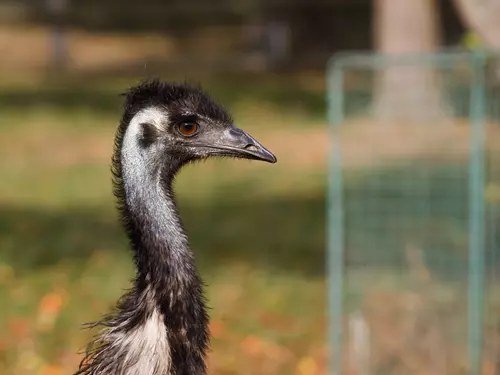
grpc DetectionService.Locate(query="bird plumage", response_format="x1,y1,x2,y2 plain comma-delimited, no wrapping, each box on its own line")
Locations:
75,79,276,375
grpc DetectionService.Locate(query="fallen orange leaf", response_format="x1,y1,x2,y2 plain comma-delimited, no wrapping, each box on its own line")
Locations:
39,292,64,315
209,320,225,339
241,335,264,357
483,361,495,375
41,364,62,375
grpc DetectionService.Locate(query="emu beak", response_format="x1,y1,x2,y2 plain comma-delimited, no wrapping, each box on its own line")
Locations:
213,126,277,163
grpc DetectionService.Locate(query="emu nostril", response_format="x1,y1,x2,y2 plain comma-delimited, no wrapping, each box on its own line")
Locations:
244,144,259,152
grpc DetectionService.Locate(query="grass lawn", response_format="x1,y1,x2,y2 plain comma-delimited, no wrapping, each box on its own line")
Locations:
2,73,500,375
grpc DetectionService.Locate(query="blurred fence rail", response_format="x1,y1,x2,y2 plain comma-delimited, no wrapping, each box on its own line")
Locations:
327,50,500,375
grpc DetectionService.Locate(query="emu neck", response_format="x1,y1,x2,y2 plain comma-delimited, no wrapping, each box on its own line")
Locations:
122,158,191,286
121,115,192,289
117,119,209,375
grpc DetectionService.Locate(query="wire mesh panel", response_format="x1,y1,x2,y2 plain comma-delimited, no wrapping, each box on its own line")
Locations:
326,51,500,375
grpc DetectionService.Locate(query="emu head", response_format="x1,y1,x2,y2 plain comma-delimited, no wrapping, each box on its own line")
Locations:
120,80,277,170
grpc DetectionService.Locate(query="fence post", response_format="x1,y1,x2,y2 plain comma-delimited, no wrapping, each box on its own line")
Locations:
327,57,345,375
468,51,487,375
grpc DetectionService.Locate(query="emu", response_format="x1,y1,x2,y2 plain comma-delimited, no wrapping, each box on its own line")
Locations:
75,79,276,375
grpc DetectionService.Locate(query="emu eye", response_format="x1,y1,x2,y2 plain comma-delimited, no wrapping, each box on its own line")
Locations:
178,122,199,137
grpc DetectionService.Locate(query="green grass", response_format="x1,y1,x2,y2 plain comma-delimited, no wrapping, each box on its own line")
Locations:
2,75,500,375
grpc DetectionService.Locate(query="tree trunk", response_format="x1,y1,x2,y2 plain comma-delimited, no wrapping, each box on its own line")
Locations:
452,0,500,47
372,0,447,123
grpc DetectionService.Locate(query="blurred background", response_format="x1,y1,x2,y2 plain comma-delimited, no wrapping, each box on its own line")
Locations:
0,1,499,375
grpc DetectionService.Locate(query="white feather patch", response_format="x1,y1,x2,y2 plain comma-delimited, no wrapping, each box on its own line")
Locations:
106,309,171,375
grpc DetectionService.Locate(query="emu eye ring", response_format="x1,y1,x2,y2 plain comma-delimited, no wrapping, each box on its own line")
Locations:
178,122,199,137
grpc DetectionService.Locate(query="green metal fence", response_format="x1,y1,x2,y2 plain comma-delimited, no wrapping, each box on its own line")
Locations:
326,50,500,375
